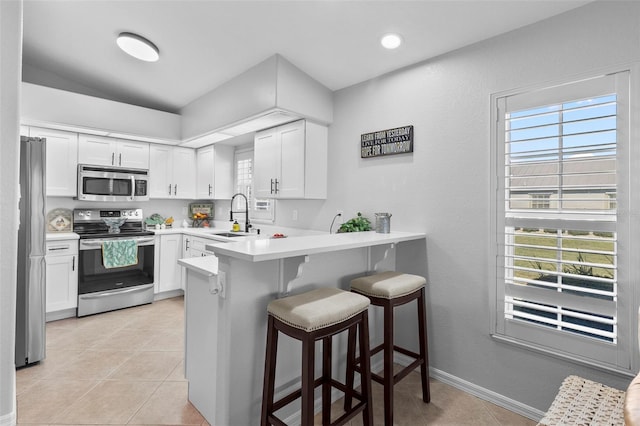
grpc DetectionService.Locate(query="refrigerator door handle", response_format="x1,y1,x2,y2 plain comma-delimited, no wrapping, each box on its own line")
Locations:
72,255,75,271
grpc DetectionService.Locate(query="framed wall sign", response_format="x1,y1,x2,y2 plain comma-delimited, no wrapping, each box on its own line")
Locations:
361,125,413,158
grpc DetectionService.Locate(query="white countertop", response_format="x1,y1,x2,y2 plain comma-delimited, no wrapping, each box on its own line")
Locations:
177,256,219,276
46,232,79,241
204,231,426,262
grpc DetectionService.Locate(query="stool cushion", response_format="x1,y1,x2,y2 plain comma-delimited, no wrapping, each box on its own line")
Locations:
268,287,370,332
351,271,426,299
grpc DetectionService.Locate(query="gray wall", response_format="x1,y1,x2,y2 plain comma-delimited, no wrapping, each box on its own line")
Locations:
294,0,640,414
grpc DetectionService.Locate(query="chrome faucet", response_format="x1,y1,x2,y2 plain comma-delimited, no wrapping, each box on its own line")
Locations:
230,193,251,233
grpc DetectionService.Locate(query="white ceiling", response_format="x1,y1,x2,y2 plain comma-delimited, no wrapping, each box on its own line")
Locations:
22,0,593,114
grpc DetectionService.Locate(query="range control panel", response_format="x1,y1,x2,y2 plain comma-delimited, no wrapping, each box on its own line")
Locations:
73,208,143,223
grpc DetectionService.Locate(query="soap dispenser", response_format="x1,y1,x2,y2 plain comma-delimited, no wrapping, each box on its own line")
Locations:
232,220,240,232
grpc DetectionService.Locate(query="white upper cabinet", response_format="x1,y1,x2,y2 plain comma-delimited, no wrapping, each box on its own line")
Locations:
149,145,196,199
78,134,149,169
254,120,327,199
196,144,235,199
29,127,79,197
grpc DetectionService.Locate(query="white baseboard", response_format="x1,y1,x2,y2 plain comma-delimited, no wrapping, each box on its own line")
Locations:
0,410,16,426
394,352,545,422
275,352,544,424
153,289,184,301
46,307,76,322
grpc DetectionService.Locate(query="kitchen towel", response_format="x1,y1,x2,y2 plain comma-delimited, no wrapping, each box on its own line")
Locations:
102,239,138,269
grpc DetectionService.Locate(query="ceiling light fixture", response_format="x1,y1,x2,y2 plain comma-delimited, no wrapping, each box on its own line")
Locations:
380,33,403,50
117,32,159,62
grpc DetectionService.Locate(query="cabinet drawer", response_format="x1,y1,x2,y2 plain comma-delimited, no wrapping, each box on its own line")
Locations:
46,241,78,256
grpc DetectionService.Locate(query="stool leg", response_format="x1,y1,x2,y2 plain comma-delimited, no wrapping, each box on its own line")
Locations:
417,288,431,403
383,299,394,426
359,310,374,426
261,316,279,426
343,324,357,411
301,335,315,425
322,336,332,425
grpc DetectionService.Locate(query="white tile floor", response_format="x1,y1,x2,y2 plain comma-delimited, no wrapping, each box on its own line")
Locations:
16,296,537,425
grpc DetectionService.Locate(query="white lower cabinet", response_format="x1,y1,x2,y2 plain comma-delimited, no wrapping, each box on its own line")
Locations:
182,235,219,284
157,234,184,293
45,239,78,320
184,235,217,258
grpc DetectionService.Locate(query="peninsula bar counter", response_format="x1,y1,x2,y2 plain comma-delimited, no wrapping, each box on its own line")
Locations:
178,231,427,425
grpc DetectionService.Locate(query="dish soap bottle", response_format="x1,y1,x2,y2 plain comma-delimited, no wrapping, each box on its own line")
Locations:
232,220,240,232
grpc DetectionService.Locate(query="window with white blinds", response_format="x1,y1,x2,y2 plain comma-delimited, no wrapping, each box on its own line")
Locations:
491,71,632,371
234,148,253,211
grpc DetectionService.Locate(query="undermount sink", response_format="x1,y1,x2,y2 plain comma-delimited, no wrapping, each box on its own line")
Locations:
211,232,246,238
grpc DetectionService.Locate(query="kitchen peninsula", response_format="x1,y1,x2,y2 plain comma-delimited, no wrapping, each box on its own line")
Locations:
178,231,427,425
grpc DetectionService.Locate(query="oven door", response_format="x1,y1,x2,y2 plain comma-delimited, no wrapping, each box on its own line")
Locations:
77,235,155,316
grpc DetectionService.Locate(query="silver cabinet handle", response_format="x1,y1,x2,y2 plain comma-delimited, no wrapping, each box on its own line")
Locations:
72,255,75,271
208,184,212,196
270,179,274,194
274,178,279,194
174,184,177,196
48,245,70,251
185,238,190,250
119,153,122,166
168,184,172,196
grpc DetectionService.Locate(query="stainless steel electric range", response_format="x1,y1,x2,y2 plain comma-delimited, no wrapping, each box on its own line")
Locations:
73,208,155,317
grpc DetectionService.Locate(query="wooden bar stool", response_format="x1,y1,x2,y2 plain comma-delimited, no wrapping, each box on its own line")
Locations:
261,287,374,426
345,271,430,425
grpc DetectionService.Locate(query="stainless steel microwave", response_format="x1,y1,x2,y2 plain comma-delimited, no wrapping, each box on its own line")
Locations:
77,164,149,202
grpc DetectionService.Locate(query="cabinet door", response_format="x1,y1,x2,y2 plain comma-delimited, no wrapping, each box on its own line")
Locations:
253,130,280,198
172,147,196,199
158,234,183,292
149,145,174,198
278,121,305,198
213,144,235,199
117,140,150,169
45,253,77,313
30,127,78,197
196,146,214,199
78,134,117,166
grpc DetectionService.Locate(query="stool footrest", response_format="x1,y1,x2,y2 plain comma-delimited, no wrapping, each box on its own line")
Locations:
270,376,369,426
272,376,325,412
354,344,424,386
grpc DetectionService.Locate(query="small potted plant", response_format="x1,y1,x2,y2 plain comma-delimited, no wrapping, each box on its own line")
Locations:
338,212,371,233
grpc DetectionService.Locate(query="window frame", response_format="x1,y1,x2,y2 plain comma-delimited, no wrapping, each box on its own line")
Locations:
489,67,637,375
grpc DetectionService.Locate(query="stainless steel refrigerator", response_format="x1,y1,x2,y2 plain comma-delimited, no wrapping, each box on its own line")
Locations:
15,136,46,367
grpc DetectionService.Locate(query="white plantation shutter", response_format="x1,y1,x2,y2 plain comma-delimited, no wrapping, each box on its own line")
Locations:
492,71,632,371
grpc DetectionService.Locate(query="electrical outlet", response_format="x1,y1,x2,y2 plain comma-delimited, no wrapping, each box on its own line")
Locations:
292,210,298,221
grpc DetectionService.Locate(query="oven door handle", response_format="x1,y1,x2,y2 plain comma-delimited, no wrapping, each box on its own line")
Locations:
80,237,155,249
130,176,135,200
79,283,155,299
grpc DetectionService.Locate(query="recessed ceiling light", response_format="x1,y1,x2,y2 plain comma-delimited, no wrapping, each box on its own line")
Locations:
117,32,159,62
381,33,403,50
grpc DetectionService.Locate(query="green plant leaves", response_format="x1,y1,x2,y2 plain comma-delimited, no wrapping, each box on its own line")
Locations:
337,212,371,233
